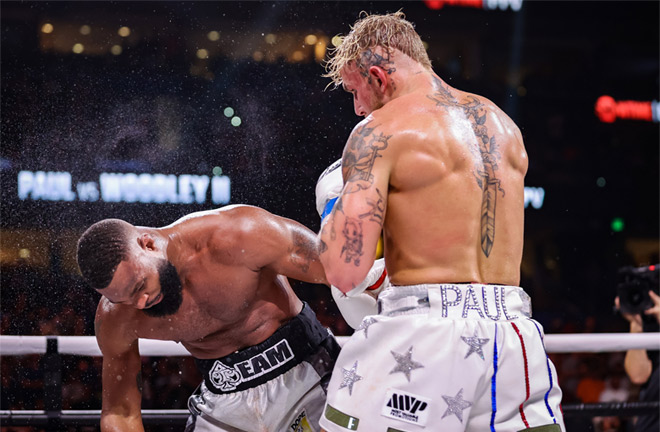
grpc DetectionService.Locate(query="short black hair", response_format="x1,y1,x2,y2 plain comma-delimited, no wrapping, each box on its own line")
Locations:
77,219,132,290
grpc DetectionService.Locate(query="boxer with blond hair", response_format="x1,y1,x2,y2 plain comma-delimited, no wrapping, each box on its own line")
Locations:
317,11,565,432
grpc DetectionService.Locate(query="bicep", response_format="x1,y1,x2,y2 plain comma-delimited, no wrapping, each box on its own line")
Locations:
245,212,327,285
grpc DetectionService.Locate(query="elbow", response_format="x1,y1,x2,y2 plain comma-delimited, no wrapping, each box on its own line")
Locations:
325,266,368,294
319,246,369,293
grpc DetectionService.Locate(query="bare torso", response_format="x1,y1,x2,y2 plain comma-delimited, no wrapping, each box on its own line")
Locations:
121,269,300,359
378,75,527,286
96,206,320,359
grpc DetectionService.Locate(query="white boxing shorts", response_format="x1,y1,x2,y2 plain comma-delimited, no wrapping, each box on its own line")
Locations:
320,284,565,432
186,303,340,432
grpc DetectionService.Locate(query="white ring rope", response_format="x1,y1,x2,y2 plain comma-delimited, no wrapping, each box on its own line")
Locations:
1,333,658,356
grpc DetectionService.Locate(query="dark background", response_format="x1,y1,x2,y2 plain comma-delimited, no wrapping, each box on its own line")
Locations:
1,1,658,428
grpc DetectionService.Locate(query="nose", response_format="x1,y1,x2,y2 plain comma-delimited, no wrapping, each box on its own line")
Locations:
353,99,366,117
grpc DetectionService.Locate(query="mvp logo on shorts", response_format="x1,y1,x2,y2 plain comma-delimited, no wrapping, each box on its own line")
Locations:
381,389,431,426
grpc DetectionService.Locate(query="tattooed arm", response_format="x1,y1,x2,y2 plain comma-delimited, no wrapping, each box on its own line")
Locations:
96,300,145,432
319,120,392,292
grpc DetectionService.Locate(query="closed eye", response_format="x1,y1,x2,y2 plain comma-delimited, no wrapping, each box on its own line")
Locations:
131,280,146,297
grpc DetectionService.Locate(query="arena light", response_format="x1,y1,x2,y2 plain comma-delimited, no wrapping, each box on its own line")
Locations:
41,23,54,34
110,45,122,55
79,25,91,35
223,107,234,117
207,31,220,42
305,34,318,45
314,39,327,63
331,35,343,47
231,116,242,127
118,26,131,37
292,50,304,62
265,33,276,45
595,95,659,123
196,49,209,59
611,217,625,233
424,0,522,10
72,43,84,54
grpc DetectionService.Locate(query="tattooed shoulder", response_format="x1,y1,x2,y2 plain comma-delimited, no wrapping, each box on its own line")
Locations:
343,121,392,194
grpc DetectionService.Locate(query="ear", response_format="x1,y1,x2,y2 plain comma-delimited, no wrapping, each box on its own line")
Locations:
137,233,156,251
368,66,389,93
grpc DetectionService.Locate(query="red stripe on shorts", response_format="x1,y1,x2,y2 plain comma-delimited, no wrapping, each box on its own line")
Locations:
511,322,530,429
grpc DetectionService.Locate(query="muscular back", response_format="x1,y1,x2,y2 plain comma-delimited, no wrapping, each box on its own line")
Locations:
345,75,527,287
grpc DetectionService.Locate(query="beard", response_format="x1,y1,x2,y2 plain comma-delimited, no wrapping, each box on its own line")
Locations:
143,259,183,318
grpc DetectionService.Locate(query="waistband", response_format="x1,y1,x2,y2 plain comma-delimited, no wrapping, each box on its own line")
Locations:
378,283,532,321
194,302,332,394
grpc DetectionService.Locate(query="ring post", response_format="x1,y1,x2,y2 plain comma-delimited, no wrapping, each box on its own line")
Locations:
44,336,62,431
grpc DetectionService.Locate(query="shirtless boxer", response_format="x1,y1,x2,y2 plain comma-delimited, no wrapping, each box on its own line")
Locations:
77,205,385,432
317,12,565,432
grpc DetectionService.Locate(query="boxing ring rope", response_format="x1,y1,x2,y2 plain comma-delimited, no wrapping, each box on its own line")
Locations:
3,332,660,356
1,333,659,428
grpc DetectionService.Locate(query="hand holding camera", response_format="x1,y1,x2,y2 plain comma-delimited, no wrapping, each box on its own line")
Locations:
615,264,660,325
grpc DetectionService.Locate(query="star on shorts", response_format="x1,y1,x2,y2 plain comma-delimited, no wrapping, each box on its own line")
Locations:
389,346,424,382
460,330,490,360
357,317,378,338
338,361,363,396
441,388,473,423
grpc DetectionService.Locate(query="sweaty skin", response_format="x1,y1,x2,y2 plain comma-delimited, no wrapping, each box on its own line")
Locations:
320,48,528,292
94,205,327,432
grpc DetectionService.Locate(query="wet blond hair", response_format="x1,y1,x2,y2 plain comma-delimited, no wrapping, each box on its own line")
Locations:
324,10,432,88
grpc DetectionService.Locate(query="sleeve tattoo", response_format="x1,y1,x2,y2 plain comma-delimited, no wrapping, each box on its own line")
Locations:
337,122,390,266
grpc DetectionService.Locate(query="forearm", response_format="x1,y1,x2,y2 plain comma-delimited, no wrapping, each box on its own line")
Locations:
624,321,653,384
319,225,366,291
318,207,377,292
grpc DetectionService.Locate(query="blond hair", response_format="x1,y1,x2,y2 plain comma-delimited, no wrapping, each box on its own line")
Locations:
324,10,432,88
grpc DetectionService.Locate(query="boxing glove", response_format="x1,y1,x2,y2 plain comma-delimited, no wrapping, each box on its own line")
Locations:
315,158,342,221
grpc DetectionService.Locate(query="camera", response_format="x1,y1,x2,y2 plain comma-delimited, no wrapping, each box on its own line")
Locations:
616,264,659,316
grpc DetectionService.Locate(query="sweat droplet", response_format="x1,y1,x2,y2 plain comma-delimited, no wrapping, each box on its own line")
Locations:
116,375,122,381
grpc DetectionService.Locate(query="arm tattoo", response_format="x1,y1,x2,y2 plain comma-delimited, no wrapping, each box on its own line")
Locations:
318,239,328,255
344,122,390,194
427,77,505,257
341,217,364,266
359,188,385,224
290,230,316,273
